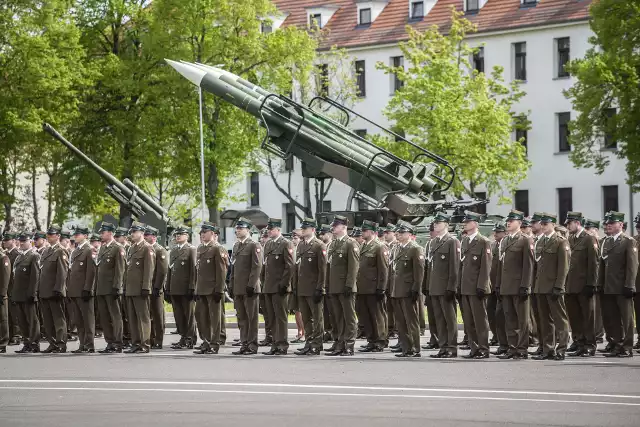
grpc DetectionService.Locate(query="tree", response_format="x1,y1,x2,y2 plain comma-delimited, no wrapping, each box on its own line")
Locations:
564,0,640,190
376,10,529,202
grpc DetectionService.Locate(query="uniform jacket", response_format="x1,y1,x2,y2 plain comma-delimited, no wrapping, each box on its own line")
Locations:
327,235,360,294
427,233,460,296
386,241,399,295
566,230,598,293
11,248,40,302
38,243,69,298
230,238,263,295
5,247,18,297
296,236,327,297
598,233,638,294
0,249,10,299
125,240,155,296
66,241,96,298
391,240,425,298
152,242,169,292
168,243,197,295
489,240,501,289
196,241,227,295
95,240,126,296
496,232,534,296
533,232,570,294
356,238,389,294
635,235,640,289
262,235,294,294
458,233,492,295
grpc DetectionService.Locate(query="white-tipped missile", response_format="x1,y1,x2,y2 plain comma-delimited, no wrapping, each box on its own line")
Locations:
165,59,206,87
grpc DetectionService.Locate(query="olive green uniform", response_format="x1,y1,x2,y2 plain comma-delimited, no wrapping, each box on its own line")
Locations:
150,242,168,347
356,238,389,350
5,247,20,341
422,240,439,347
125,241,155,351
95,241,126,349
385,241,398,337
634,235,640,346
0,250,10,348
195,241,228,351
37,243,69,348
296,237,327,351
488,240,507,349
12,249,41,346
167,243,197,345
230,238,263,352
67,241,96,351
262,236,294,352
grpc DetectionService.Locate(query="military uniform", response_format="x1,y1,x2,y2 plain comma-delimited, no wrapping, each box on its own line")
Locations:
0,248,10,351
194,223,228,354
384,235,398,339
262,219,295,355
356,220,389,352
3,234,21,343
565,213,598,356
12,237,41,351
230,217,263,354
67,230,96,353
115,227,132,346
532,214,570,359
148,235,168,348
633,215,640,349
167,234,198,348
488,231,508,354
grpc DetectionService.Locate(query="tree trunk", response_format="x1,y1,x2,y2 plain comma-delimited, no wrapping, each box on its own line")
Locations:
31,166,41,230
46,173,53,227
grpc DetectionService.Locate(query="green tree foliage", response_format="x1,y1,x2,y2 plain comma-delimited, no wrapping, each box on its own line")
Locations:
564,0,640,190
376,10,529,202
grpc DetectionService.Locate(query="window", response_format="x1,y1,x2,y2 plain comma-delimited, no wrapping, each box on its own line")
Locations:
603,108,617,149
521,0,537,6
514,190,529,216
322,200,332,212
284,156,294,171
514,115,528,156
602,185,619,216
284,203,296,233
514,42,527,81
557,188,573,224
316,64,329,97
472,47,484,74
558,112,571,152
556,37,570,78
359,8,371,25
249,172,259,206
261,21,272,34
309,13,322,29
391,56,404,92
473,192,487,215
411,1,424,19
467,0,479,13
355,60,366,97
354,129,367,138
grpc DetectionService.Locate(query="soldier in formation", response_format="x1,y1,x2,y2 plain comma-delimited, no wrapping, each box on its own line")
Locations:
144,226,168,349
167,226,197,349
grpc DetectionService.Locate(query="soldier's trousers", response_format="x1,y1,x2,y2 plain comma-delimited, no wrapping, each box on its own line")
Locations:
355,296,365,336
127,296,151,350
171,295,196,343
530,293,543,347
424,292,438,345
418,294,426,333
235,294,259,351
195,294,223,351
298,296,324,350
502,295,530,355
40,298,67,347
8,302,21,339
323,295,334,338
431,295,458,354
494,296,508,349
220,302,227,344
392,297,420,354
634,293,640,341
69,297,95,350
96,295,123,348
536,294,569,356
565,293,596,351
16,302,40,345
260,294,273,343
0,299,8,347
487,293,497,338
330,293,357,350
357,294,386,348
121,296,130,343
595,293,605,341
461,295,490,354
150,294,165,346
264,293,289,351
602,294,634,353
386,297,396,335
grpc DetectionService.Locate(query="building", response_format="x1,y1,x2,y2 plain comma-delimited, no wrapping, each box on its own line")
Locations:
219,0,636,247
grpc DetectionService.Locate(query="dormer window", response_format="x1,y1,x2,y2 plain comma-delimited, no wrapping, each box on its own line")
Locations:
359,8,372,25
261,21,272,34
521,0,537,8
411,1,424,19
310,13,322,29
355,1,389,26
466,0,479,13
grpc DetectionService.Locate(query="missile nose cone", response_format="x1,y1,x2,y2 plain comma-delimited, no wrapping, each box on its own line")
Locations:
165,59,206,87
185,61,224,79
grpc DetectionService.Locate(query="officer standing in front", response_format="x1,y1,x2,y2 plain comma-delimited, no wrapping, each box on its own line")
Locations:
2,231,20,345
230,217,263,355
67,227,96,353
167,226,197,349
13,232,41,353
144,226,168,349
0,244,10,353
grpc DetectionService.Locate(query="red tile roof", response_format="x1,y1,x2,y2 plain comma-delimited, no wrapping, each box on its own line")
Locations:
272,0,592,50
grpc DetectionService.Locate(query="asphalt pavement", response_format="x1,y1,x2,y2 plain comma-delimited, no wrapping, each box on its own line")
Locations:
1,329,639,427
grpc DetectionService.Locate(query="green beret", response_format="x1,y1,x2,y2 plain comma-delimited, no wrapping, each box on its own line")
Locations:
114,227,129,237
235,217,252,228
433,212,451,223
361,219,378,231
540,212,557,224
604,211,624,224
506,210,525,221
200,221,219,234
46,225,62,235
144,225,159,236
300,217,317,229
584,219,600,229
98,221,116,232
267,218,282,229
331,215,348,226
530,212,543,222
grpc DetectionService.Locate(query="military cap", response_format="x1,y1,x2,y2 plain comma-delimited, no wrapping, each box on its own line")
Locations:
2,231,16,241
520,218,531,228
46,225,62,235
200,221,219,234
432,212,451,223
33,231,47,240
350,227,362,237
261,228,269,237
584,219,600,229
98,221,116,232
175,225,191,235
361,219,378,231
462,211,482,223
300,217,317,229
266,218,282,229
318,224,332,235
129,221,146,232
144,225,159,236
395,221,416,234
377,226,385,237
384,224,396,233
113,227,128,237
565,211,583,224
492,222,506,232
17,231,32,241
73,226,90,236
604,211,624,224
89,233,101,242
235,217,252,228
331,215,349,226
530,212,543,223
539,212,557,224
60,229,72,239
506,209,525,221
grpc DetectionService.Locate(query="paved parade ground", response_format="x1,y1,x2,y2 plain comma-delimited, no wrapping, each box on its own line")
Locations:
1,329,639,427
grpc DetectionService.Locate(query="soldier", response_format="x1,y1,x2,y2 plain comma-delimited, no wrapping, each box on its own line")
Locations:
95,222,126,353
634,214,640,350
599,211,638,357
67,227,96,353
13,232,41,353
584,219,605,345
33,231,49,254
258,228,273,347
60,230,72,251
318,224,336,343
351,227,364,246
564,212,598,357
528,212,543,354
290,228,305,343
0,244,10,353
496,210,534,360
356,220,389,353
90,234,102,254
114,227,131,347
167,226,197,349
230,217,263,355
325,215,359,356
38,225,69,353
520,218,533,237
383,224,398,340
426,213,460,358
458,212,492,359
2,231,21,345
293,218,326,356
421,223,440,351
144,226,168,349
261,218,294,356
193,222,228,355
531,213,570,360
390,222,424,357
489,222,509,355
123,222,155,354
60,229,77,343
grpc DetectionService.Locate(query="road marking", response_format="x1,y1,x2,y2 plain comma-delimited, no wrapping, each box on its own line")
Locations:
0,386,638,406
0,380,637,400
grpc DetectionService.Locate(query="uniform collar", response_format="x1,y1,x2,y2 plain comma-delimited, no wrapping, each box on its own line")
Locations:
575,228,584,238
237,237,249,244
75,241,89,250
335,234,347,242
19,247,33,255
467,231,478,242
104,239,115,248
611,231,622,241
270,235,282,243
507,231,521,239
543,231,556,239
304,235,316,245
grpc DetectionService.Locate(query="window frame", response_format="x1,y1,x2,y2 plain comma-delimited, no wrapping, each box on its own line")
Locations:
411,1,424,19
514,42,527,81
472,46,485,74
359,8,372,25
391,55,404,92
603,108,617,149
514,190,529,217
602,185,619,216
309,13,322,29
466,0,480,13
249,172,260,207
355,59,366,97
556,37,570,78
557,187,573,225
558,112,571,153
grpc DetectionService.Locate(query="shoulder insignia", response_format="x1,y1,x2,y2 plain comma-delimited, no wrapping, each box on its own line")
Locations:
530,244,534,251
486,249,491,254
354,247,359,252
594,243,598,250
634,247,638,253
150,250,154,255
256,248,261,253
565,244,569,251
120,250,125,257
161,255,166,259
62,255,67,261
419,255,424,260
456,247,461,252
288,248,293,254
4,261,8,266
383,251,388,257
322,250,327,256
